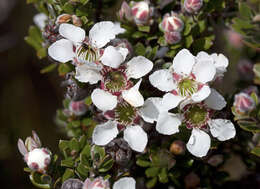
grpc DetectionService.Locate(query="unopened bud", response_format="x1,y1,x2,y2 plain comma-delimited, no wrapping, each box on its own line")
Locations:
170,140,185,155
61,179,84,189
56,14,72,24
25,148,51,173
184,172,200,189
237,59,254,81
226,30,243,48
69,100,87,116
165,31,182,44
184,0,203,13
160,12,184,33
83,177,110,189
233,92,256,114
119,1,132,21
131,1,150,25
72,15,82,27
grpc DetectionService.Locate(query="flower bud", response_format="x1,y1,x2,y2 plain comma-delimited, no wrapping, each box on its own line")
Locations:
184,0,203,13
164,31,182,44
160,13,184,33
226,30,243,48
131,1,150,25
69,100,87,116
207,154,224,167
184,172,200,189
233,92,256,114
72,15,82,27
25,148,51,173
170,140,186,155
119,1,132,21
83,177,110,189
56,14,72,24
237,59,254,81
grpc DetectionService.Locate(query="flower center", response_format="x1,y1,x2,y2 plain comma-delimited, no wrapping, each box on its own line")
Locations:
104,71,127,93
115,102,137,125
184,104,209,129
178,78,197,97
76,43,100,62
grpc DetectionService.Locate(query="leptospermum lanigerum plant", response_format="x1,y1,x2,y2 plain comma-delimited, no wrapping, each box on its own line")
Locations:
19,0,260,188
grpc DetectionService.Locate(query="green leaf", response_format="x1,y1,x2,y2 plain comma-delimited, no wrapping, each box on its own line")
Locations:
136,159,151,167
134,42,146,56
63,2,75,14
61,159,75,168
84,96,92,105
30,174,50,189
76,163,89,179
37,48,47,59
58,63,73,76
146,177,157,189
239,2,252,20
185,35,193,48
138,25,150,33
132,31,145,38
99,158,114,172
183,23,192,36
251,146,260,157
81,144,91,157
238,120,260,133
253,63,260,78
158,168,168,183
80,0,89,5
59,140,70,152
145,167,160,178
62,168,75,182
70,138,80,152
40,64,57,74
92,145,106,160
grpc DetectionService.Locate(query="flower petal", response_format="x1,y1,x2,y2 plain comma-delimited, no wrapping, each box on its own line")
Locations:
156,112,181,135
48,39,74,63
75,64,102,84
100,46,126,68
59,23,85,43
149,70,176,92
211,53,229,69
186,129,211,158
193,59,216,83
162,93,184,110
92,121,119,145
89,21,125,48
113,177,136,189
196,51,212,61
126,56,153,79
91,89,117,111
171,49,195,76
123,126,148,152
139,97,165,123
204,88,226,110
191,85,211,102
208,119,236,141
122,79,144,107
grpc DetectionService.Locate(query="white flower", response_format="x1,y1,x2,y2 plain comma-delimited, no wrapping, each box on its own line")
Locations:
196,51,229,79
149,49,217,110
113,177,136,189
140,89,236,157
48,21,125,63
33,13,48,30
90,47,153,111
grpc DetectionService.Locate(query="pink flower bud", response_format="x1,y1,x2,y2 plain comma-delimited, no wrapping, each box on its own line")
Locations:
207,154,224,167
237,59,254,81
56,14,72,25
164,31,182,44
69,100,87,116
83,177,110,189
184,0,203,13
226,30,243,48
131,1,150,25
26,148,51,173
119,1,132,21
160,12,184,33
233,92,256,114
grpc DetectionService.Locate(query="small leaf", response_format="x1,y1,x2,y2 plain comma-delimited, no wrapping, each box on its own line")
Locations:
238,120,260,133
134,42,146,56
158,168,168,183
40,64,57,74
136,159,151,167
146,177,157,189
251,146,260,157
138,25,150,33
239,2,252,20
61,159,75,168
62,168,75,182
99,158,114,172
145,167,160,178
